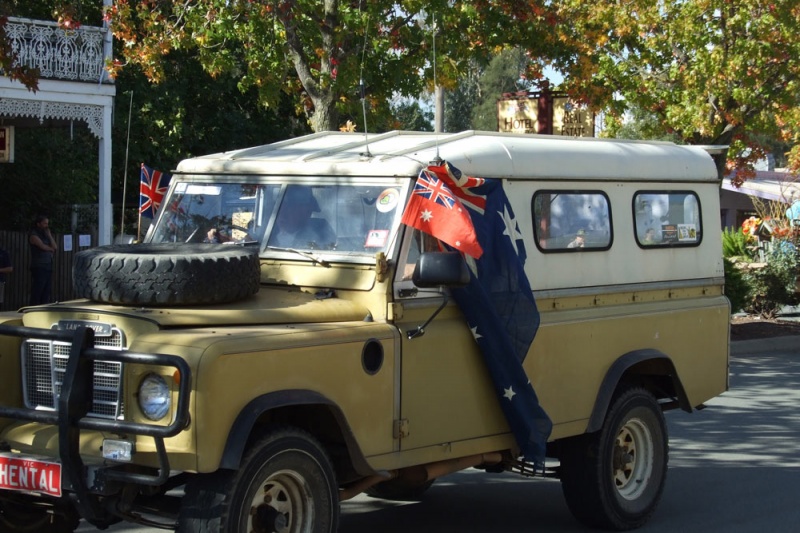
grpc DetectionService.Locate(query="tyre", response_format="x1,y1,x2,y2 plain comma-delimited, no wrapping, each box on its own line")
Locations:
366,478,434,501
560,387,668,530
73,244,260,306
0,499,79,533
177,428,339,533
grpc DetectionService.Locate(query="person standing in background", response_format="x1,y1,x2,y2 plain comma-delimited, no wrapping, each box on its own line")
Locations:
29,215,56,305
0,245,12,309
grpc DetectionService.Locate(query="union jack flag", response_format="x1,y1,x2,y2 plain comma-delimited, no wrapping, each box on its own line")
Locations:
401,166,483,259
412,170,457,209
139,164,172,219
428,162,487,214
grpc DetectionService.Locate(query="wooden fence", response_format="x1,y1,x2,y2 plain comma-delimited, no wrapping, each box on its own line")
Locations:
0,230,96,312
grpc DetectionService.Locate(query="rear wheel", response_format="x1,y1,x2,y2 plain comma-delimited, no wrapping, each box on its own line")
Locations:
178,428,339,533
560,387,668,530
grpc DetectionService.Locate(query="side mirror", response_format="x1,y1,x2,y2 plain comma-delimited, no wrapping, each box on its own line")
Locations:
412,252,470,288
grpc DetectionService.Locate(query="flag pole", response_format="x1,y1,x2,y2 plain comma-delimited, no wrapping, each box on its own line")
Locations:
120,91,133,241
137,166,142,243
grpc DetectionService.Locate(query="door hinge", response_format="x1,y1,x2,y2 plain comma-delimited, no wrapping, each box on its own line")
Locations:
388,302,404,321
393,418,409,439
375,252,389,282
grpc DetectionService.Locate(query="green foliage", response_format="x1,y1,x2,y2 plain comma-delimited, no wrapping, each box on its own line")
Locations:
442,48,538,133
613,105,682,143
742,246,800,319
111,51,309,232
391,100,433,132
0,127,99,231
444,63,480,133
723,257,749,314
113,51,306,163
2,0,103,23
553,0,800,178
721,227,753,260
107,1,565,132
0,43,307,234
471,49,531,131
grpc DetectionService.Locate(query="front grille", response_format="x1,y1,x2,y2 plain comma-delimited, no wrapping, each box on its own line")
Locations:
21,326,125,419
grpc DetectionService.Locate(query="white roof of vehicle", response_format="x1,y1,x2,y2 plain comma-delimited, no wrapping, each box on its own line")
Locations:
175,130,719,182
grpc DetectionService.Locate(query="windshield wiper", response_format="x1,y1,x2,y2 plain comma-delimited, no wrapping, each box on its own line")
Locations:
266,246,330,267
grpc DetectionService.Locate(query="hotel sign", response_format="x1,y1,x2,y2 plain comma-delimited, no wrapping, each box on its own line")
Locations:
497,98,539,134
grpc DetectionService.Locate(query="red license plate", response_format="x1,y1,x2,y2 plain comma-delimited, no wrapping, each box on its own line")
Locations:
0,455,62,497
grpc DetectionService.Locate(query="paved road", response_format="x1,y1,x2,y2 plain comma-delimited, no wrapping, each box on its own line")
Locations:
80,341,800,532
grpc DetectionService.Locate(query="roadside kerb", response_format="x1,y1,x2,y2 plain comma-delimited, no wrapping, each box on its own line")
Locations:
731,336,799,356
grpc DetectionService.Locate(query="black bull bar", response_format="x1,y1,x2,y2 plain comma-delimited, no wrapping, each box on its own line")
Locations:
0,324,191,520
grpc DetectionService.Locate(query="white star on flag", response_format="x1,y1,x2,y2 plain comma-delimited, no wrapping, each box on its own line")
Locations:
420,209,433,222
499,207,523,255
470,326,482,341
503,386,516,401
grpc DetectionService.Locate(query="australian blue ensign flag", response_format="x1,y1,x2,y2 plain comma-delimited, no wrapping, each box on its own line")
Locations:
139,164,171,219
432,162,552,468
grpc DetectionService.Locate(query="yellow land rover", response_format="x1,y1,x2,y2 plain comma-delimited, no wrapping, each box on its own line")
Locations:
0,131,729,532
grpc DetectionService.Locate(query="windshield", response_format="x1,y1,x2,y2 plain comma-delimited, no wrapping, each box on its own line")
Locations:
148,180,406,260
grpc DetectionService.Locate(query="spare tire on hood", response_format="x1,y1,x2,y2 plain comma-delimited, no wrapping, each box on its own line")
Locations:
73,244,260,306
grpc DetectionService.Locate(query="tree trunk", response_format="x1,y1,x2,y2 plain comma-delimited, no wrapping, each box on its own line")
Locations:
308,92,338,132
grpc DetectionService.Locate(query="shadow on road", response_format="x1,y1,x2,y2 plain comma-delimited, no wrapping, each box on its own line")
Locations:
80,349,800,532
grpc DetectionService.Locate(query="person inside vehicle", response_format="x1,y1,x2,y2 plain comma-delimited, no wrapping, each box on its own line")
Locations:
642,227,658,245
268,186,336,249
240,218,265,243
401,229,441,280
567,229,586,248
204,227,231,243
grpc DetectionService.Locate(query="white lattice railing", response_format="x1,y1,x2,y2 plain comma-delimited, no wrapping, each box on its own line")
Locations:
4,16,111,84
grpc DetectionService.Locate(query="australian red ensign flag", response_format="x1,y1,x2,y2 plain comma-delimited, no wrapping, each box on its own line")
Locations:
400,165,483,258
139,164,171,219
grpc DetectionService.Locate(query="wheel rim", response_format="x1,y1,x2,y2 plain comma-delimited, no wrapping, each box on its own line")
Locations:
612,417,655,501
248,468,314,533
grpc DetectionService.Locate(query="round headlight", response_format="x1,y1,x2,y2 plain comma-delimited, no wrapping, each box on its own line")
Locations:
138,373,171,421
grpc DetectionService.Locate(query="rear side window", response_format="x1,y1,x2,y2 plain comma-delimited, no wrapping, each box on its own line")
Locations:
634,191,702,247
532,191,612,252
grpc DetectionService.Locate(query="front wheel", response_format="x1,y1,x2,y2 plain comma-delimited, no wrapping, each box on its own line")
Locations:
560,387,668,530
0,499,79,533
178,427,339,533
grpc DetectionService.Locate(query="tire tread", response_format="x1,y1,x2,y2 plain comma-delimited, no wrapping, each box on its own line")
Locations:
73,244,260,306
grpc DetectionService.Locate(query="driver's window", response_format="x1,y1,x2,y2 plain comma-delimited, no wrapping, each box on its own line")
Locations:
398,228,440,281
150,183,278,245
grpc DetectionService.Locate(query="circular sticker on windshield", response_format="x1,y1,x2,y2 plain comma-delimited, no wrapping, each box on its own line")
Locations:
376,188,400,213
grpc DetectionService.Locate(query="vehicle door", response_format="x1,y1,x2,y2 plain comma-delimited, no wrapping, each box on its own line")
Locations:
392,228,508,452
